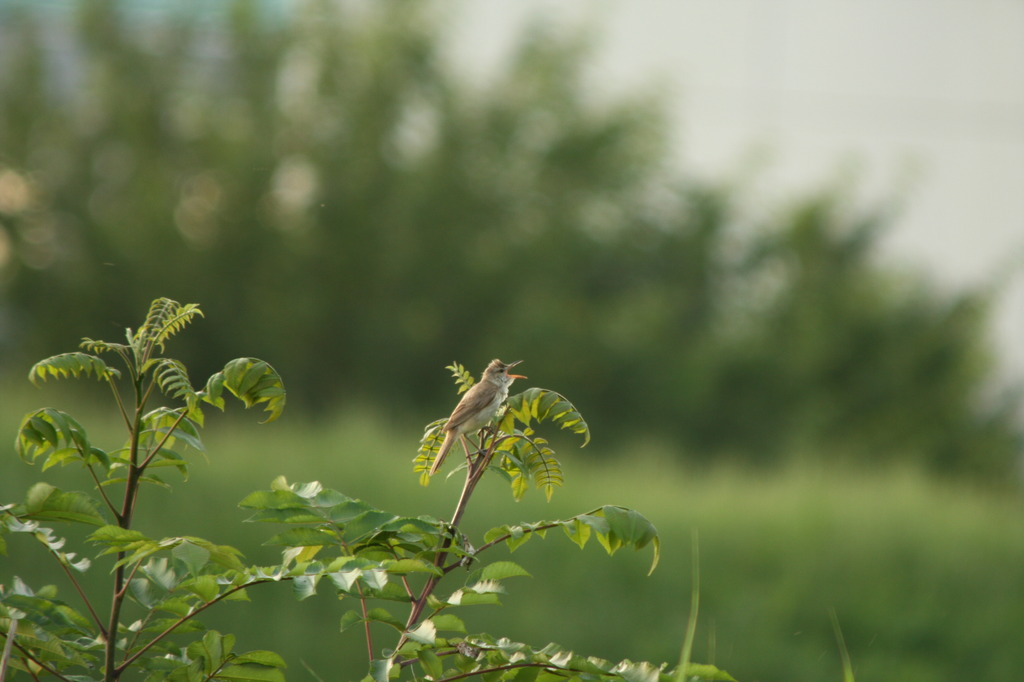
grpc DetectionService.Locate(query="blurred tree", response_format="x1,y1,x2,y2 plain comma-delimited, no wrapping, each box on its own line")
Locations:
0,0,1019,478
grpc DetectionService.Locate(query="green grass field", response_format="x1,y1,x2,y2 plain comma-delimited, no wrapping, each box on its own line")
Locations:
3,392,1023,681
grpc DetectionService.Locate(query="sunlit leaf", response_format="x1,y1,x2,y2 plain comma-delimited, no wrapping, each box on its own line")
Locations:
27,352,120,385
134,298,203,354
505,387,590,446
203,358,286,423
446,361,476,394
406,619,436,644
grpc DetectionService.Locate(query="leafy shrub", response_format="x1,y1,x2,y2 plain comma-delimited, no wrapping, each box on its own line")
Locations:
1,298,731,682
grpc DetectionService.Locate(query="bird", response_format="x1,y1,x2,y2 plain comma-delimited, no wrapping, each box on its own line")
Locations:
429,359,526,476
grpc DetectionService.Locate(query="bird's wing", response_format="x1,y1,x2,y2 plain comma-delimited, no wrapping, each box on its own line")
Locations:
445,382,489,430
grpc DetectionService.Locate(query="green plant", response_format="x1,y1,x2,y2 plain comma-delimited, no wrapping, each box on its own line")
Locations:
2,300,733,681
1,298,288,681
236,362,733,681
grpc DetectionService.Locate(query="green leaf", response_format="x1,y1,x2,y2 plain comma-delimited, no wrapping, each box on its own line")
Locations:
214,664,287,682
140,407,206,454
144,557,179,591
446,361,476,394
417,648,443,679
292,574,320,601
203,358,286,423
232,650,287,668
184,575,220,602
134,298,203,354
24,483,106,526
16,408,101,471
339,609,364,633
264,527,337,547
2,592,94,637
89,525,155,552
599,506,661,574
342,510,399,543
676,663,737,682
365,607,404,631
27,352,120,385
202,370,227,411
431,613,466,633
414,418,448,480
474,560,531,582
448,587,502,607
153,358,205,423
327,569,361,593
499,434,564,501
182,537,245,571
406,619,436,644
173,540,211,576
129,577,156,608
360,568,388,591
383,558,443,576
505,387,590,446
369,658,393,682
563,516,593,550
610,659,663,682
80,337,131,357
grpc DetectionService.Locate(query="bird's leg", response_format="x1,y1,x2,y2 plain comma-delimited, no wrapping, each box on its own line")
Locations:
464,428,493,470
459,434,474,465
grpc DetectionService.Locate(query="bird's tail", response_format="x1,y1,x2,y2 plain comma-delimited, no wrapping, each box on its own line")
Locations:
428,430,457,476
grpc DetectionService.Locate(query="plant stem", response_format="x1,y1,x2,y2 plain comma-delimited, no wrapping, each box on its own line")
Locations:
52,551,106,636
137,407,190,470
116,580,273,672
356,582,374,664
104,377,147,682
0,628,76,682
395,433,500,655
0,617,17,682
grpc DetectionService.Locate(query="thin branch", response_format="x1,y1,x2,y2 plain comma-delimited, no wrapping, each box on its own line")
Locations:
396,431,500,655
468,521,563,560
105,559,127,680
51,551,107,637
114,560,145,601
116,578,277,673
106,385,146,681
83,460,118,518
140,376,159,413
0,617,17,682
0,630,77,682
138,408,190,471
107,377,132,431
355,582,374,665
398,574,415,601
123,609,155,657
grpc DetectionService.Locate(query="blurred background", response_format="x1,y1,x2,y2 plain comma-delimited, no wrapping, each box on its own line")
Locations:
1,1,1023,681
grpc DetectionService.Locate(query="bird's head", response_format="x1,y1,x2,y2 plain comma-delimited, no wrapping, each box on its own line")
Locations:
485,358,526,382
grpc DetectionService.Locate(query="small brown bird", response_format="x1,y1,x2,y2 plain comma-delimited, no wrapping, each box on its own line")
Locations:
429,359,526,476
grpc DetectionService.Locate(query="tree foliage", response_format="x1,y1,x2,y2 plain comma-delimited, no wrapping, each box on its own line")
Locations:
0,0,1019,477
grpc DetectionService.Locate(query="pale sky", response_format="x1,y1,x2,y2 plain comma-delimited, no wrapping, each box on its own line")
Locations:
447,0,1024,381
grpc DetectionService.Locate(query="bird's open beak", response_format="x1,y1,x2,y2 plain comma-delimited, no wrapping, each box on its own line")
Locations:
507,359,527,380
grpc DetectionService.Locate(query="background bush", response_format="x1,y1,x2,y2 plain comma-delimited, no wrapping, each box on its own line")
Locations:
0,0,1019,478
